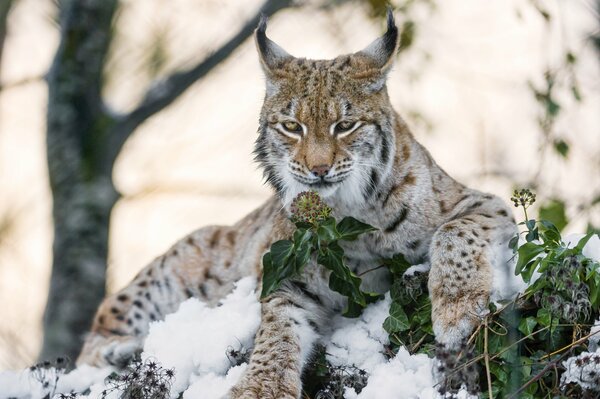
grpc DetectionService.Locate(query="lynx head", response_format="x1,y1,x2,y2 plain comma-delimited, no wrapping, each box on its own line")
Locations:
254,11,400,208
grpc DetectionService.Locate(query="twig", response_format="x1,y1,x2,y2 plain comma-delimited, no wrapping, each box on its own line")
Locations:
507,350,572,399
357,264,386,276
484,318,493,399
539,328,600,360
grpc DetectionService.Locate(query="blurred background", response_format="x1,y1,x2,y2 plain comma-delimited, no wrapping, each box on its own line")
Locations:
0,0,598,370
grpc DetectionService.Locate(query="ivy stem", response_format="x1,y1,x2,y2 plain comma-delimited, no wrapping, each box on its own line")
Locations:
483,318,493,399
539,328,600,360
357,264,386,277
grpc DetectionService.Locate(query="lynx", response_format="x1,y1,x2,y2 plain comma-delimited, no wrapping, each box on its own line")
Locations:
77,11,517,398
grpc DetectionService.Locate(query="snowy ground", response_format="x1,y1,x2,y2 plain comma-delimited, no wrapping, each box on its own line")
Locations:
1,234,599,399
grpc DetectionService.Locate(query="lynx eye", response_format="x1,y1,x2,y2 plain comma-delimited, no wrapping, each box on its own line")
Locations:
282,121,302,133
333,121,359,135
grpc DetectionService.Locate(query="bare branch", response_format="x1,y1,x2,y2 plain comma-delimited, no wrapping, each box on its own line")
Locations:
107,0,294,170
0,74,44,91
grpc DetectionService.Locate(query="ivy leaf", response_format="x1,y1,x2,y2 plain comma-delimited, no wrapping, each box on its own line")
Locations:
553,139,569,158
336,216,377,241
260,239,299,298
518,317,538,337
316,217,339,243
515,243,545,278
508,235,519,251
260,252,277,298
383,302,410,334
293,229,313,270
318,241,348,277
573,232,594,253
382,253,411,276
270,239,295,267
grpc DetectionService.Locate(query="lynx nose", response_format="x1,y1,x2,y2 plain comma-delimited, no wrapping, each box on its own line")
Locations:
310,164,330,178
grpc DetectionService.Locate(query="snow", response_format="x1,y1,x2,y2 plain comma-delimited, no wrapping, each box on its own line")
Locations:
1,234,599,398
141,276,260,395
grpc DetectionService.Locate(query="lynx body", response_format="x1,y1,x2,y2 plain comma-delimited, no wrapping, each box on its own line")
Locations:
78,12,517,398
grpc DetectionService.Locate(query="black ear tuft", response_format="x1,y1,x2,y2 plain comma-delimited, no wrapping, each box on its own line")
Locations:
256,14,269,55
383,8,398,57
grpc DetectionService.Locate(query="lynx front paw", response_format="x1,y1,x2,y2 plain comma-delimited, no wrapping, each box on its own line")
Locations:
228,370,301,399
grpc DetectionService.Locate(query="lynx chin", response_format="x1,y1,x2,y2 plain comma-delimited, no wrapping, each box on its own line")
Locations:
77,10,517,398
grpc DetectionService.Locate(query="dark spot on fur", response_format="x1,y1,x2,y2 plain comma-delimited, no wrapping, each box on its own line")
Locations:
467,239,475,245
460,251,468,257
117,294,129,302
137,281,148,288
209,230,221,248
225,231,236,246
385,205,409,232
133,300,143,308
110,307,120,315
407,240,421,250
468,201,483,210
497,209,508,217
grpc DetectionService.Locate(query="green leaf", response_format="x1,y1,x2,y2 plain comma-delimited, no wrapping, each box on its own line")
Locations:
525,219,536,231
293,229,313,270
318,241,347,277
383,302,410,333
336,216,377,241
316,217,339,243
553,139,569,158
515,243,545,277
382,253,411,276
508,235,519,251
574,232,594,253
260,252,277,298
525,227,539,242
536,308,552,327
270,239,295,267
538,199,568,232
518,317,537,337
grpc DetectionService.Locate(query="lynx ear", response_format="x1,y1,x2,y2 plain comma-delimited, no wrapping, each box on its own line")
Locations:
255,15,292,75
354,9,399,91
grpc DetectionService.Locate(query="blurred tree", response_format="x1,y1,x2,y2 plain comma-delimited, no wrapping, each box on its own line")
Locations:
42,0,293,361
0,0,15,81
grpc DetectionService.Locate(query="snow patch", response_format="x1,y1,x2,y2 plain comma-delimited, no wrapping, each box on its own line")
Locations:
141,276,261,394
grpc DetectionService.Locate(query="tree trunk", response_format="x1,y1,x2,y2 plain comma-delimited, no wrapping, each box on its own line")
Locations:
0,0,15,73
41,0,292,361
42,0,118,361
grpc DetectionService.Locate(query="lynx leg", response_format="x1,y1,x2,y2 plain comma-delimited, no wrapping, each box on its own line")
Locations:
229,289,321,399
77,226,242,367
428,216,493,350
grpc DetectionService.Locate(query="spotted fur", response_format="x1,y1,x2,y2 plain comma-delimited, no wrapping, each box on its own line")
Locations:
78,11,517,398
